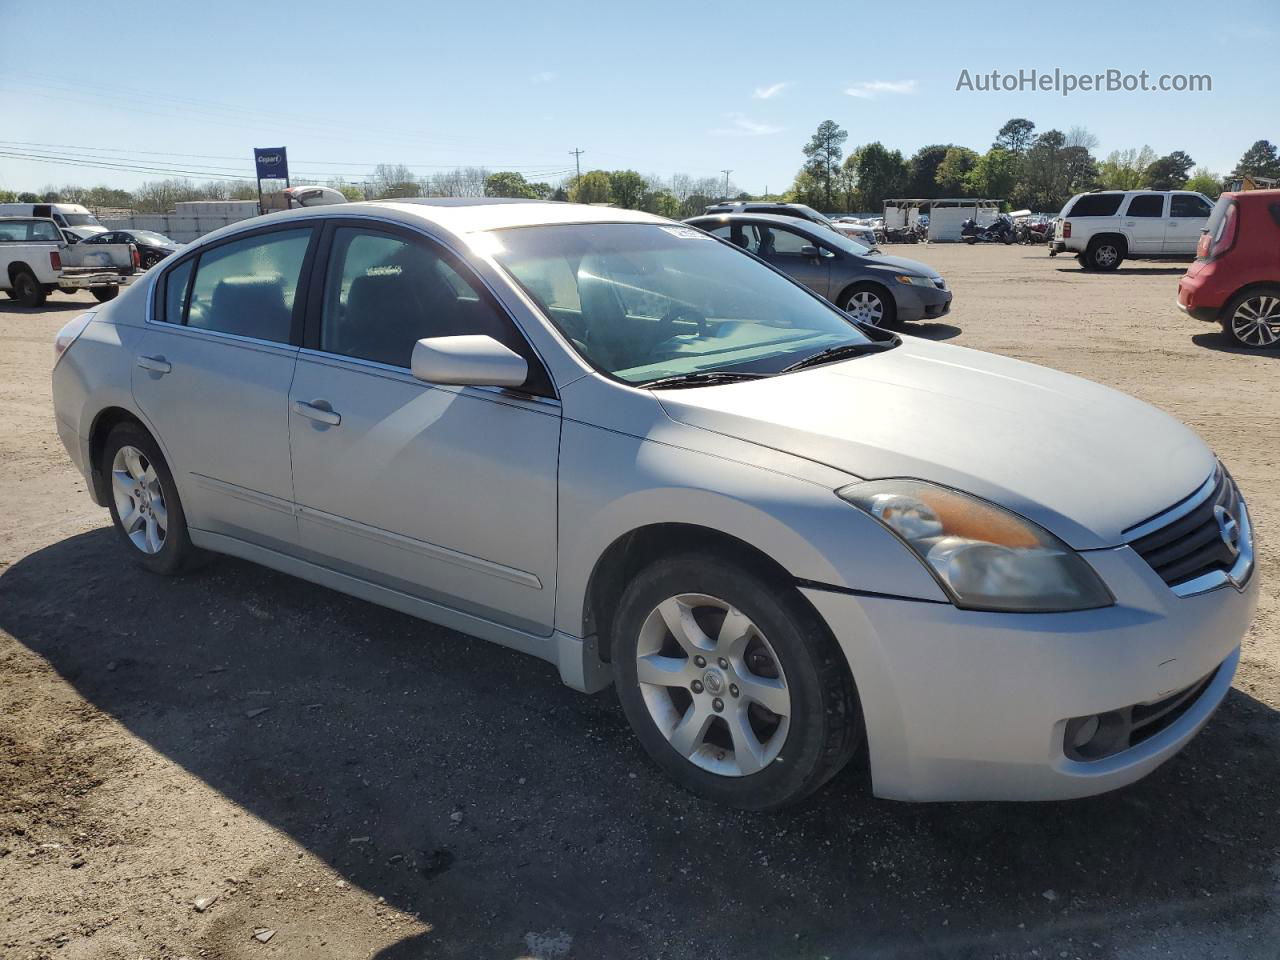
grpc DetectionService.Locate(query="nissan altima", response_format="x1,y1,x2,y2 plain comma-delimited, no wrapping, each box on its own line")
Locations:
51,199,1258,809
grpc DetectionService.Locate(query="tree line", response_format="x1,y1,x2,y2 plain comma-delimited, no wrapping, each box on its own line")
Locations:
787,119,1280,215
0,165,742,219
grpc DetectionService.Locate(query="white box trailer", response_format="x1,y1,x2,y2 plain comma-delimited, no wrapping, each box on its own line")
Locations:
927,199,1001,242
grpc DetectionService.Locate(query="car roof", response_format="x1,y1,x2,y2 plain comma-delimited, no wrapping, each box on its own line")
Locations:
367,198,666,233
687,212,822,229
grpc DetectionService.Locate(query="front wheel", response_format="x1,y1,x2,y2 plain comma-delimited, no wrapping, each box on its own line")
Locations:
612,554,862,810
841,283,898,329
102,423,202,575
1223,287,1280,349
91,286,119,303
12,270,46,307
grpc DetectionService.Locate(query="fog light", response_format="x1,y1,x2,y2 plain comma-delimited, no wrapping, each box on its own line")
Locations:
1070,715,1101,749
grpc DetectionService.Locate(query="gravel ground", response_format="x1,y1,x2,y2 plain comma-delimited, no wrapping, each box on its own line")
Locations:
1,245,1278,960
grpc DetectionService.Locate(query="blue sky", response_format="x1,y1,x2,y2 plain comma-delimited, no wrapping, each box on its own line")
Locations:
2,0,1275,194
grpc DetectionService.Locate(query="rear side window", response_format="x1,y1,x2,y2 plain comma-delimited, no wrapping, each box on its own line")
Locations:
1170,195,1211,218
160,258,194,324
1125,194,1165,218
186,228,313,342
1065,194,1123,217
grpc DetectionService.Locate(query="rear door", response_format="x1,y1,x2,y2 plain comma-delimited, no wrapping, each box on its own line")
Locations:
131,224,318,551
1122,193,1167,253
1166,193,1214,254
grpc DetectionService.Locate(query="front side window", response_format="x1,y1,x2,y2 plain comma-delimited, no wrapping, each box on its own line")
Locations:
185,228,312,342
492,223,876,385
319,227,536,375
1125,194,1165,218
1170,194,1211,218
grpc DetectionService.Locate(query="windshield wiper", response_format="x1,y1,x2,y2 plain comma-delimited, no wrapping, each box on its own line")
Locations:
781,339,898,373
643,371,770,390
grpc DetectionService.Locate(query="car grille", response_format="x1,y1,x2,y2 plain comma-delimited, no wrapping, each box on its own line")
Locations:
1125,467,1251,594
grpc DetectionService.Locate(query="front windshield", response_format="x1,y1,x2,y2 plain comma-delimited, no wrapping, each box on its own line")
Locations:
491,223,874,385
61,214,101,227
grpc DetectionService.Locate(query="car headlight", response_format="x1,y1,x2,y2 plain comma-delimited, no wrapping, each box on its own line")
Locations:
894,274,937,287
838,480,1113,612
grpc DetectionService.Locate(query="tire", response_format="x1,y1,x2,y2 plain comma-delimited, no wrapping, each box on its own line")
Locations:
1083,238,1123,271
841,283,898,329
1221,286,1280,349
91,286,119,303
963,236,977,245
12,269,46,307
141,251,164,270
611,553,862,810
102,422,202,575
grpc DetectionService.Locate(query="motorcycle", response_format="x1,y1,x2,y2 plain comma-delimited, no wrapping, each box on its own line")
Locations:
961,214,1015,245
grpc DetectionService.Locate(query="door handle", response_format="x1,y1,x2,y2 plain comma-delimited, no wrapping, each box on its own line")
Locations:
136,355,171,374
292,399,341,426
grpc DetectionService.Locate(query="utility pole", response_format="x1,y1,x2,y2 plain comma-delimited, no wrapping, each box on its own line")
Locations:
721,169,732,199
569,148,584,187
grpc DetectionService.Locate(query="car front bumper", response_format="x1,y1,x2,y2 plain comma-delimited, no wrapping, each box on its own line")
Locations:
894,283,953,322
801,543,1258,802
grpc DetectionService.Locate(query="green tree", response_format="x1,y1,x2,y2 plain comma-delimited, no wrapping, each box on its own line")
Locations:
801,120,849,209
570,170,613,204
17,192,39,203
1185,166,1223,199
528,182,553,200
484,171,538,198
607,170,647,209
963,148,1019,199
0,189,15,202
935,146,979,193
641,189,681,218
1145,151,1195,190
905,144,954,198
994,118,1036,155
855,142,909,213
1014,129,1074,211
1232,139,1280,178
1096,146,1156,190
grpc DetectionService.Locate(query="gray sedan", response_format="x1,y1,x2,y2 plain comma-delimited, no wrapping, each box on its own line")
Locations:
685,213,951,329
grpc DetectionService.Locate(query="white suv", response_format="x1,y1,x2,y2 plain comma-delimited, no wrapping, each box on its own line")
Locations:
1051,190,1214,270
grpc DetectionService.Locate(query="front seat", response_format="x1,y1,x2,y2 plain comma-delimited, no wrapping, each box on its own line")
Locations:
576,257,634,371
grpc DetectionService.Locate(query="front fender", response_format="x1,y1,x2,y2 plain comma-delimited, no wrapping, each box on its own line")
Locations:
554,417,948,637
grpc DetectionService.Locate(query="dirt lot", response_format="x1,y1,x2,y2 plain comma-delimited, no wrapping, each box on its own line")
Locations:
2,246,1278,960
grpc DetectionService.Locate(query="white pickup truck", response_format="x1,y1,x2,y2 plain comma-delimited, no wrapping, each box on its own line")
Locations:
1050,190,1214,270
0,216,138,306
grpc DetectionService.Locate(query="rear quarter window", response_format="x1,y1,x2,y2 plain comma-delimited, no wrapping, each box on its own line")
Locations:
1065,194,1124,217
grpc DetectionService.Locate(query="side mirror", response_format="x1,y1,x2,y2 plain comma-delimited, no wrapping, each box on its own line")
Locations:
800,244,820,259
411,335,528,388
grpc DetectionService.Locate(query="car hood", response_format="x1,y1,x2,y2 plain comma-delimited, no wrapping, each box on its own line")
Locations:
862,252,939,278
654,338,1214,549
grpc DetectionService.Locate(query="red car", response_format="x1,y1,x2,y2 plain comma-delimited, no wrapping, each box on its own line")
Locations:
1178,189,1280,349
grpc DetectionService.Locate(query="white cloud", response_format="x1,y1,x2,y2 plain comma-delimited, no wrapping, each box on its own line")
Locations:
752,82,790,99
710,113,783,137
844,79,917,99
533,70,557,83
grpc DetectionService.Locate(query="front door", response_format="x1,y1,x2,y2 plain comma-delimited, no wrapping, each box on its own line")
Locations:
753,223,832,296
1166,193,1213,255
131,225,316,551
288,223,561,635
1122,193,1167,253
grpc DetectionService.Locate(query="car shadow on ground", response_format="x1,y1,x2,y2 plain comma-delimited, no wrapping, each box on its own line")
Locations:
902,322,962,342
3,529,1278,959
1053,266,1189,277
1191,331,1280,358
0,297,98,314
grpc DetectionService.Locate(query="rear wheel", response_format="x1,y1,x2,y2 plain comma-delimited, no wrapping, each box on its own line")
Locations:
91,286,119,303
141,251,165,269
102,423,201,575
1083,238,1123,271
12,270,46,307
612,553,862,810
841,283,898,329
1222,286,1280,349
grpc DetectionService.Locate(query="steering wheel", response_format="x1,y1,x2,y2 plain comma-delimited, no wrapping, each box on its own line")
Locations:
655,305,708,347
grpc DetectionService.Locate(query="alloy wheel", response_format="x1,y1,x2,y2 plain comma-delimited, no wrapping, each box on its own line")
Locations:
111,445,168,554
1230,295,1280,348
635,593,790,777
1094,245,1119,267
844,290,885,326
